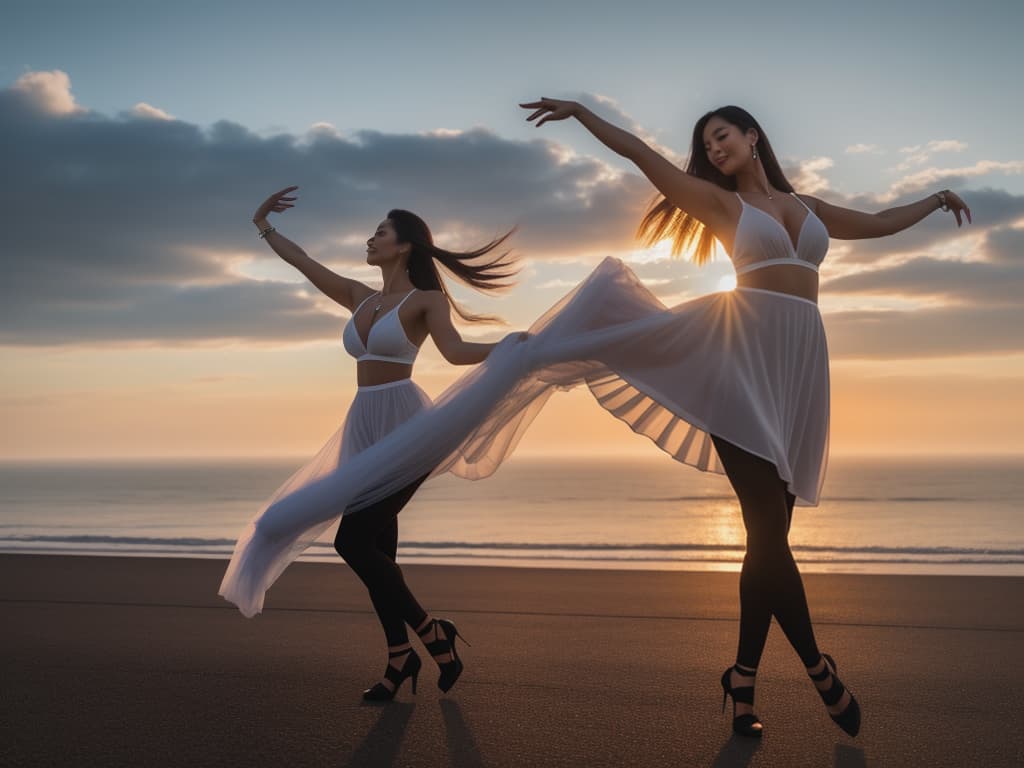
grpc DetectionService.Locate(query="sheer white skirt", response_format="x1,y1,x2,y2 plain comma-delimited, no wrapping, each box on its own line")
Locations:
217,380,431,617
219,257,830,617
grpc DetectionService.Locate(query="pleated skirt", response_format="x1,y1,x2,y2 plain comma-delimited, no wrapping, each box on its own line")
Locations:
514,262,831,507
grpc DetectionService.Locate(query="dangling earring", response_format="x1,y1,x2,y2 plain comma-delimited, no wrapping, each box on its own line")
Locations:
751,144,758,160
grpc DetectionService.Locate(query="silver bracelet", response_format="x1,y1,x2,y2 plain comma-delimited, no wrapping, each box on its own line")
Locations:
935,190,949,212
257,225,276,239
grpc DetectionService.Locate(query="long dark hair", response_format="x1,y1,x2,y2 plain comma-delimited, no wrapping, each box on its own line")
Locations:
637,106,795,265
387,209,518,324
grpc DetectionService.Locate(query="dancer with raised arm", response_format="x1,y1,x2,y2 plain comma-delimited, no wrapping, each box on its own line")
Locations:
222,187,519,701
220,107,969,739
518,97,971,738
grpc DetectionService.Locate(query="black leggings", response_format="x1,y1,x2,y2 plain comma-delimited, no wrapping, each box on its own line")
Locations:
711,435,821,669
333,474,431,647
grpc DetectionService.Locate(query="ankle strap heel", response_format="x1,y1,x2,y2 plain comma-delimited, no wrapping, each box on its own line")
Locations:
809,653,861,737
720,664,763,738
362,648,422,702
418,618,467,693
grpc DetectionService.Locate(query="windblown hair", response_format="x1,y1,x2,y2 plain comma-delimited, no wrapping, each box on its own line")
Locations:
636,106,795,265
387,209,519,324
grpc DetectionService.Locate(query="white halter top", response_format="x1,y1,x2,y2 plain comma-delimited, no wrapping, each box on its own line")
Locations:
342,290,420,365
730,192,829,275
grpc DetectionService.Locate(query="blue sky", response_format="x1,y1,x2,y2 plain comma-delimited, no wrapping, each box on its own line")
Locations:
4,0,1021,193
2,0,1023,458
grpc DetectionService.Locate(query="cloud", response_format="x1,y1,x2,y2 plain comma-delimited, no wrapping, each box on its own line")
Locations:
985,225,1024,265
819,222,1024,357
818,187,1024,264
845,144,882,155
10,69,84,115
823,253,1024,305
825,304,1024,359
130,102,175,121
923,140,969,153
6,281,343,346
306,121,341,139
894,139,969,171
3,71,1022,363
788,156,834,195
898,139,968,155
0,73,654,346
882,160,1024,200
575,92,686,165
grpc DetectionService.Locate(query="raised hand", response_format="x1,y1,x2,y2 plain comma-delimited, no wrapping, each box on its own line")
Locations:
520,98,579,127
252,185,299,223
941,190,972,227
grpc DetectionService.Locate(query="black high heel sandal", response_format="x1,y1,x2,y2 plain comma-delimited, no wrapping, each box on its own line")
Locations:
720,664,764,738
809,653,861,737
362,647,422,702
418,618,470,693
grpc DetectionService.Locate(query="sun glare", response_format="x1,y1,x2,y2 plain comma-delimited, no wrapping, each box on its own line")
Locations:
717,274,737,292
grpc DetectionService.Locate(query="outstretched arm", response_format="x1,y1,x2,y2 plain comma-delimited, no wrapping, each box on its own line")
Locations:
421,292,505,365
520,98,732,232
800,189,971,240
252,186,374,312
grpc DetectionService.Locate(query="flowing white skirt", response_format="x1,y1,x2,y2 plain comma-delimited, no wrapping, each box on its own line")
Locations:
217,380,431,617
219,257,830,617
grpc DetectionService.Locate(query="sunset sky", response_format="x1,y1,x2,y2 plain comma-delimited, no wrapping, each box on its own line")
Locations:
3,0,1023,460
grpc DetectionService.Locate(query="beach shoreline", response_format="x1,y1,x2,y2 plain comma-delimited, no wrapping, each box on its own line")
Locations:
2,546,1022,579
5,454,1023,583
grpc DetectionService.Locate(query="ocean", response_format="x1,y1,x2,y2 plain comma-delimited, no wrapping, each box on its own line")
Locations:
1,455,1022,576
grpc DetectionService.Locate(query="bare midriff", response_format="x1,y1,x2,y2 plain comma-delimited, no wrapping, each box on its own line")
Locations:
356,360,415,387
736,264,819,304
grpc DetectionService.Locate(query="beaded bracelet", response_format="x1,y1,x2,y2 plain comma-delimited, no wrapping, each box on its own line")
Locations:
257,225,276,239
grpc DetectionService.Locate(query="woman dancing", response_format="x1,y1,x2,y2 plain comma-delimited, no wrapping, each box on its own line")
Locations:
518,97,971,738
228,188,519,701
220,106,970,738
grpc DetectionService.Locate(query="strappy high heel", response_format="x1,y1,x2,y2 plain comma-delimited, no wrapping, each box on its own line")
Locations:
362,647,422,702
418,617,470,693
720,664,764,738
809,653,861,737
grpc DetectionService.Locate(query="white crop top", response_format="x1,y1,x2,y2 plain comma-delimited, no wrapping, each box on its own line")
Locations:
730,192,829,276
342,290,421,365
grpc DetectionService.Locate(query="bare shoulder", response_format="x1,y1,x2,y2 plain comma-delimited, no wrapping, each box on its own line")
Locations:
405,288,450,323
413,288,448,309
351,282,377,306
793,192,822,214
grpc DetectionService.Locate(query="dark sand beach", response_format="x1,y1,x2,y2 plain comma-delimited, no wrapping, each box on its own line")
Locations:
2,553,1022,767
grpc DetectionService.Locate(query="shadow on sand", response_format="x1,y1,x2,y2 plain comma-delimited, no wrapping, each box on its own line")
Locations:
440,699,485,768
341,698,485,767
710,734,867,767
710,733,763,767
835,743,867,767
344,701,414,768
